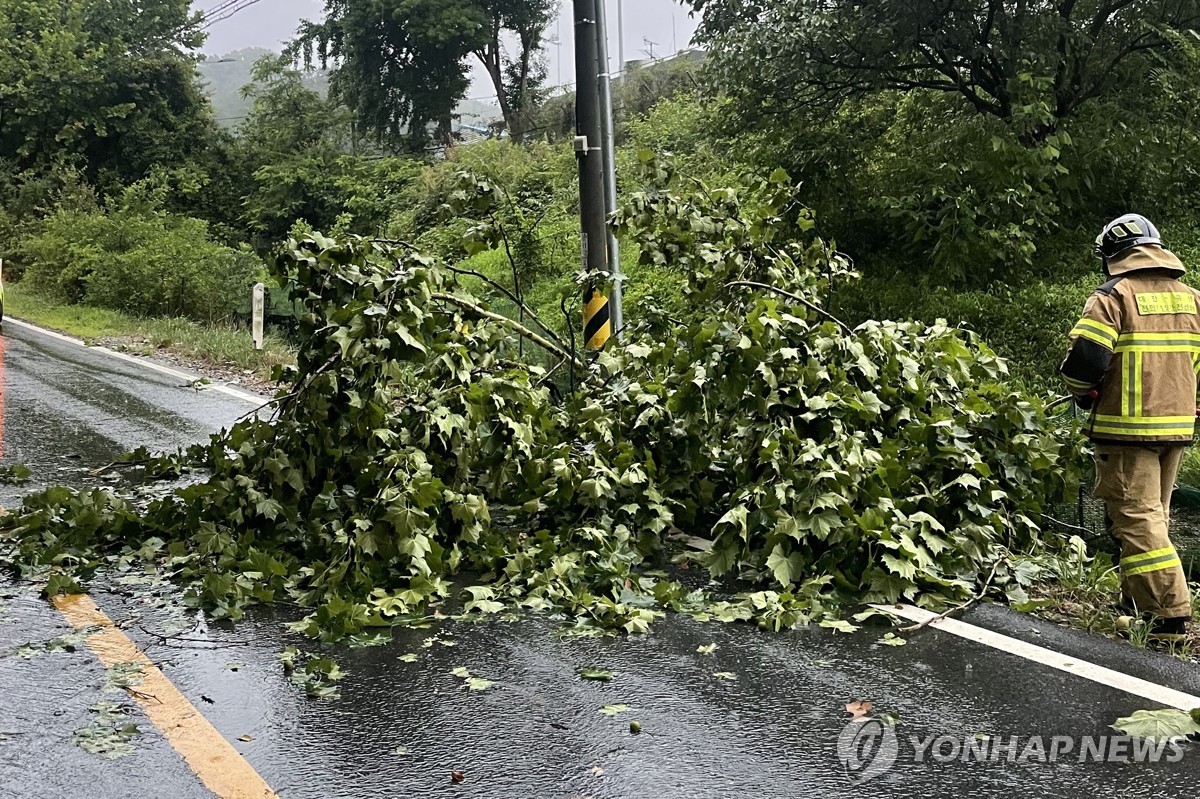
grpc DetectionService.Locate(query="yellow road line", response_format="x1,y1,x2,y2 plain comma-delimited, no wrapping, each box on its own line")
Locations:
52,594,279,799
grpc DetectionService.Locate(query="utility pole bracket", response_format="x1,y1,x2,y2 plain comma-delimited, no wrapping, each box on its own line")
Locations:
574,135,589,154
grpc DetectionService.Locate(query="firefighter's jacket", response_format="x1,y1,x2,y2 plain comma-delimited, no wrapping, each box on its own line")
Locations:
1060,245,1200,444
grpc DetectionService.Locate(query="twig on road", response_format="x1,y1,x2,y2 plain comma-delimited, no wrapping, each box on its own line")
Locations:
126,688,162,705
136,625,251,650
89,459,150,477
898,558,1005,634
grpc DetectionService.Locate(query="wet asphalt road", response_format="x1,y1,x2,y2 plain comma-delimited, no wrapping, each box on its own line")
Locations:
3,320,1200,798
0,320,260,507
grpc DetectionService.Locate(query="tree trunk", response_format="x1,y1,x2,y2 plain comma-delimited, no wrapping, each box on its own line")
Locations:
511,29,534,143
474,17,517,142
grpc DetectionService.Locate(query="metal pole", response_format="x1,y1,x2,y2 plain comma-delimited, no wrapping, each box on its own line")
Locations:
574,0,612,350
617,0,625,74
593,0,623,337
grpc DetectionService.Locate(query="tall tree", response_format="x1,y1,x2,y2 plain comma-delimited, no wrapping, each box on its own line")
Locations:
0,0,213,182
293,0,554,152
475,0,555,143
687,0,1200,142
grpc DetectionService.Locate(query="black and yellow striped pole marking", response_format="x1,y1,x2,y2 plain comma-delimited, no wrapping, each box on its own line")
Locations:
584,288,611,350
575,0,619,354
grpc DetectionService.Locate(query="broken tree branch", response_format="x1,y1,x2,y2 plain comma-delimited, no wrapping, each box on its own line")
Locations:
898,558,1005,634
725,281,853,334
443,263,569,352
433,292,586,371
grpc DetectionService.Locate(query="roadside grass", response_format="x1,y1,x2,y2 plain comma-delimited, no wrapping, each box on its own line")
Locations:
1181,448,1200,488
5,284,294,385
1019,536,1200,659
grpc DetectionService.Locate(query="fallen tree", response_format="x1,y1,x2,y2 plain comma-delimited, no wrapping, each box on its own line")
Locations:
0,159,1083,640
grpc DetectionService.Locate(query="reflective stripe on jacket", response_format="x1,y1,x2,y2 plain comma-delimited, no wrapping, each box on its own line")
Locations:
1060,246,1200,444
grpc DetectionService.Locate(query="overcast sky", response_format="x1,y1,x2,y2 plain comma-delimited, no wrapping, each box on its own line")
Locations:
196,0,700,96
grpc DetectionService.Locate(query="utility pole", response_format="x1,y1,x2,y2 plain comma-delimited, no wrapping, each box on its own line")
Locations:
617,0,625,74
573,0,615,350
594,0,623,337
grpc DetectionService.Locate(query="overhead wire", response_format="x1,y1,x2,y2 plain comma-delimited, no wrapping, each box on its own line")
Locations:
202,0,243,16
201,0,266,30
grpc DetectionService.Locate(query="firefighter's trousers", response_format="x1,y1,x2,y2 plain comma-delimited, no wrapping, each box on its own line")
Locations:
1095,444,1192,619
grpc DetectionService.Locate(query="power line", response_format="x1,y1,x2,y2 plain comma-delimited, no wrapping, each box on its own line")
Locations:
201,0,265,30
202,0,243,15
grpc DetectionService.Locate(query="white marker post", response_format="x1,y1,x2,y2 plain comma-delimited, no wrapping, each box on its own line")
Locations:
251,283,265,351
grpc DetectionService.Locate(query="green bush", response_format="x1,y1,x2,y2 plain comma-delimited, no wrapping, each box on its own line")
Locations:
19,180,265,321
245,154,422,250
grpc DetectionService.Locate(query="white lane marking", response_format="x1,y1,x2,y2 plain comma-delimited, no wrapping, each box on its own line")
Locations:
5,317,267,408
875,604,1200,711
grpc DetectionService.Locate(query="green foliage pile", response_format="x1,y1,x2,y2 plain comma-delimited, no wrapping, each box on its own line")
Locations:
0,162,1081,639
18,177,265,320
834,273,1096,389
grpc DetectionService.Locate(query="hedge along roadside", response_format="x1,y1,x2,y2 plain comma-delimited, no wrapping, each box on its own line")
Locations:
0,160,1085,642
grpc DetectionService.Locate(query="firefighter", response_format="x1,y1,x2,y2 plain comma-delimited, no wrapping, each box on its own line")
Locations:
1060,214,1198,643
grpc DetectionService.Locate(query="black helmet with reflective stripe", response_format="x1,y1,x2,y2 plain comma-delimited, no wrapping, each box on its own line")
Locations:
1095,214,1162,260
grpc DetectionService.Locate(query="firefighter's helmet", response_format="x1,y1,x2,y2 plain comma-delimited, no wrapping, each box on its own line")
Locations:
1095,214,1163,261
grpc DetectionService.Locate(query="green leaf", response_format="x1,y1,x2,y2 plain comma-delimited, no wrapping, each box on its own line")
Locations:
1112,709,1200,741
881,554,917,581
599,704,631,716
696,643,718,654
767,544,802,587
819,619,859,634
577,667,615,682
713,671,737,680
465,599,505,615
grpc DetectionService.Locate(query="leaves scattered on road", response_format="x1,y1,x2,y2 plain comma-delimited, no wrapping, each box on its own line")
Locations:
451,666,495,691
73,702,139,759
102,662,145,693
279,647,344,699
0,465,31,485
